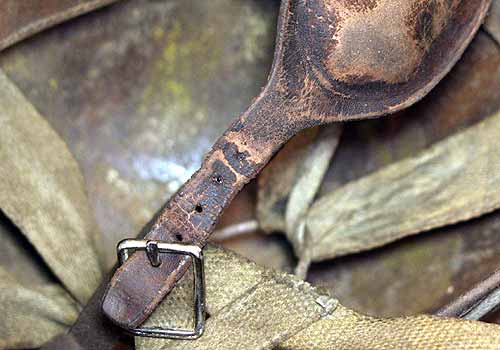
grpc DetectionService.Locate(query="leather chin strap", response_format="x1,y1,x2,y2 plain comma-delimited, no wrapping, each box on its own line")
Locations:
101,0,492,331
101,37,297,328
101,94,293,329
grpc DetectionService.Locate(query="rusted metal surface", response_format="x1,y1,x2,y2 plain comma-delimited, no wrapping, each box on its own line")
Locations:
0,0,278,269
0,0,119,51
102,0,491,329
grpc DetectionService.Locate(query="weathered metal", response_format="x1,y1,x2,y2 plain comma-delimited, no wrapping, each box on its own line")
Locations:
0,0,279,269
0,0,119,51
102,0,492,330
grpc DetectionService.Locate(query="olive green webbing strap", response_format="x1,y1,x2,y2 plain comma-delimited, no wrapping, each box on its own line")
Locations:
0,68,498,348
283,306,500,350
138,245,500,350
0,70,103,349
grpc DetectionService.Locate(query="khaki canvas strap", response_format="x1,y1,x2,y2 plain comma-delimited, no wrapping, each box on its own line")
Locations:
137,245,500,350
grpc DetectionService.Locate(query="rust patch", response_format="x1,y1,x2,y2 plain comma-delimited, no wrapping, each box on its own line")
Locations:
342,0,380,12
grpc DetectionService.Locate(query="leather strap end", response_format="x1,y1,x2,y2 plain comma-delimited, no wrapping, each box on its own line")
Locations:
102,251,189,328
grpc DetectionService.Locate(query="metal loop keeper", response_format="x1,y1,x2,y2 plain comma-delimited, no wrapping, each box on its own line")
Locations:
116,239,206,339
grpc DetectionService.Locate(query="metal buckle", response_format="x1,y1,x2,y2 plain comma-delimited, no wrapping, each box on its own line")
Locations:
116,239,206,339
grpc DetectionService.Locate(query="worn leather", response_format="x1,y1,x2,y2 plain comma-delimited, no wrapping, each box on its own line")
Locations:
102,0,492,329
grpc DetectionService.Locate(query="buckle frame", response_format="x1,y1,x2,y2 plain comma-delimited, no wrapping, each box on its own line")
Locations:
116,239,206,339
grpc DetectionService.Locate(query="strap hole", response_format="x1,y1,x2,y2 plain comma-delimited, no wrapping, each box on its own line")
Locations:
175,233,183,241
214,175,223,184
195,205,203,213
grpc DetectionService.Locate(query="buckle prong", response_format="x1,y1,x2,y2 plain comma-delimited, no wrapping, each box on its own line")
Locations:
145,240,161,267
116,239,206,339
